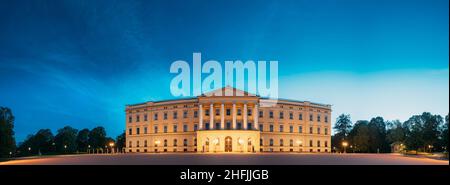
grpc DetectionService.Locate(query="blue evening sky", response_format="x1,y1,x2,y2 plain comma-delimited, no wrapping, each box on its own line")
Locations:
0,0,448,142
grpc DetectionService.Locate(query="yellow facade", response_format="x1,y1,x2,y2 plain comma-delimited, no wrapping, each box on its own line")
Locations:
125,87,332,153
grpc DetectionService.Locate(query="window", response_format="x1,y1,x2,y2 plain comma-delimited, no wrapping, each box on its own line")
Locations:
237,122,242,130
137,141,140,147
325,116,328,123
237,109,241,116
289,112,293,119
299,125,303,133
270,139,274,146
144,114,148,121
317,140,321,147
183,139,188,146
226,109,231,116
164,125,168,133
128,128,132,135
279,125,284,132
205,109,210,116
154,113,158,120
216,109,220,116
317,127,320,134
129,141,132,148
280,139,284,146
173,125,177,133
215,122,220,129
164,139,167,147
144,140,148,147
154,126,158,133
144,127,148,134
183,124,188,132
289,125,293,133
270,125,274,132
309,114,313,121
269,111,274,118
317,115,321,122
194,138,197,146
194,111,198,118
205,123,210,130
173,111,178,119
183,111,188,118
136,127,140,135
309,127,313,134
299,113,303,120
128,116,132,123
136,115,140,122
279,112,284,119
259,124,263,131
309,140,313,147
173,139,177,147
247,123,252,130
226,122,231,129
325,141,328,147
325,128,328,135
259,111,263,118
290,139,294,147
194,124,198,131
247,109,252,116
260,139,263,146
164,112,168,120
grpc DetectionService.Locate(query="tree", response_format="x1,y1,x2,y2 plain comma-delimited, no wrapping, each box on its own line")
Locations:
88,126,107,150
76,129,90,152
54,126,78,153
349,120,370,153
116,131,126,152
32,129,55,154
421,112,442,152
367,116,388,153
442,113,449,152
332,114,352,152
0,107,16,157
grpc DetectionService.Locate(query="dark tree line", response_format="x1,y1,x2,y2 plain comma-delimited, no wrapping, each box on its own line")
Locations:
0,106,126,158
332,112,449,153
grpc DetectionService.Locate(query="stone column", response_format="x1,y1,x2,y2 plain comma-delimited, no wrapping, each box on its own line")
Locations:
254,103,258,130
199,104,203,130
232,103,236,129
210,103,214,129
243,103,248,130
220,103,225,129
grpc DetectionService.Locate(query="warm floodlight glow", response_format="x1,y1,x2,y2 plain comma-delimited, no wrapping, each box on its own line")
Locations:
155,140,161,145
238,138,244,145
213,138,219,145
109,142,114,147
342,141,348,147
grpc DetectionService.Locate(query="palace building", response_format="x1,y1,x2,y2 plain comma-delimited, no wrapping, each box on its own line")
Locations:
125,87,332,153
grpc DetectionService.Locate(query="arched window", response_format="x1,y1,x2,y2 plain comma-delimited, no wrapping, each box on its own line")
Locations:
129,141,132,148
174,139,178,146
144,140,148,147
290,139,293,147
280,139,284,146
269,139,274,146
317,140,321,147
136,140,140,147
309,140,313,147
164,139,167,147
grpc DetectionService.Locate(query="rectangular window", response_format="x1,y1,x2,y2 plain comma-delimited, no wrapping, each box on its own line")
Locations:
299,126,303,133
154,126,158,133
173,125,177,133
248,109,252,116
259,124,263,131
317,127,320,134
183,139,188,146
279,112,284,119
216,109,220,116
299,113,303,120
164,125,168,133
215,122,220,129
237,122,242,130
279,125,284,132
317,115,321,122
136,127,140,135
173,139,177,147
154,113,158,120
289,112,293,119
128,116,132,123
269,111,274,119
237,109,241,116
270,125,274,132
144,127,148,134
259,111,263,118
309,127,313,134
173,111,178,119
128,128,132,135
309,114,313,121
289,125,293,133
226,122,231,129
325,128,328,135
136,115,140,122
183,124,188,132
205,123,210,130
205,109,209,116
144,114,148,121
225,109,230,116
194,124,198,131
194,111,198,118
317,141,321,147
164,113,168,120
183,111,188,118
325,116,328,123
247,123,252,130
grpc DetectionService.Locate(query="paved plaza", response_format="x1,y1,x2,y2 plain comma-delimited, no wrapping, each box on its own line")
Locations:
0,153,448,165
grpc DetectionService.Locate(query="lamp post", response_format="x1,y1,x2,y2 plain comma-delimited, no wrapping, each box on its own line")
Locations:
342,141,348,154
88,145,91,154
64,145,67,154
109,142,115,154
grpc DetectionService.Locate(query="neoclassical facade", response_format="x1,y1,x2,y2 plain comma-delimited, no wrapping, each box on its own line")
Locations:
125,87,332,153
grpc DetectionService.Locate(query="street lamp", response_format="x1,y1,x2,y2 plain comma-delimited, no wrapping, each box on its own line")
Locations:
109,142,115,154
342,141,348,153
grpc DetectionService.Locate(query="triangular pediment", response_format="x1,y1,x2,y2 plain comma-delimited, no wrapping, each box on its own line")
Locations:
200,86,257,97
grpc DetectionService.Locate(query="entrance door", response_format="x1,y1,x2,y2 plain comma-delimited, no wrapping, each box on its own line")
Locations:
225,136,232,152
